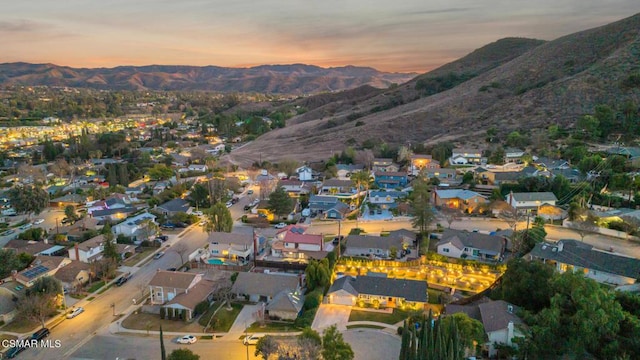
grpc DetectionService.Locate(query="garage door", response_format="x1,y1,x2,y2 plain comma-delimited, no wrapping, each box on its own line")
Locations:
329,292,356,306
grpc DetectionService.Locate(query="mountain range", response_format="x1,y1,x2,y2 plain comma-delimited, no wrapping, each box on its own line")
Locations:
229,13,640,166
0,63,416,94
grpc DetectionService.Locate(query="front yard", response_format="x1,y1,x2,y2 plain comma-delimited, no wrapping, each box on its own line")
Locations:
247,320,298,333
198,302,243,332
348,308,414,325
123,247,156,266
121,312,204,333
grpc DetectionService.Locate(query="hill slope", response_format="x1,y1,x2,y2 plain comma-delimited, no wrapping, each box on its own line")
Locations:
0,63,416,94
229,14,640,165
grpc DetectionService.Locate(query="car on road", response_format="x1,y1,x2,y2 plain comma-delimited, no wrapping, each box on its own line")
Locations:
247,189,254,195
6,345,25,358
66,307,84,319
61,217,73,225
177,335,197,344
167,267,177,271
157,235,169,242
244,205,252,211
225,201,233,208
31,327,50,340
153,252,165,260
161,223,176,229
1,229,15,236
243,334,263,345
19,223,32,230
274,222,287,229
115,274,130,286
33,218,45,225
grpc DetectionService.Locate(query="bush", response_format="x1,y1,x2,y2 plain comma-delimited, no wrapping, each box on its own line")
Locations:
17,227,46,241
194,301,209,316
230,272,239,283
304,289,323,310
397,326,403,335
294,307,317,328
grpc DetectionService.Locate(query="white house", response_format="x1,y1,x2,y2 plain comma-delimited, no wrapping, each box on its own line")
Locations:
504,148,525,164
449,149,484,165
209,232,255,264
295,166,313,181
112,212,157,238
506,191,558,212
271,226,323,259
149,271,203,304
68,234,116,263
188,164,208,173
436,229,506,262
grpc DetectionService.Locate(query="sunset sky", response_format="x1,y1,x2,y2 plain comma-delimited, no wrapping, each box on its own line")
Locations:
1,1,638,73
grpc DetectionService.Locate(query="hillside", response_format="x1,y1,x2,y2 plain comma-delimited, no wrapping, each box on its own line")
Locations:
0,63,416,94
229,13,640,166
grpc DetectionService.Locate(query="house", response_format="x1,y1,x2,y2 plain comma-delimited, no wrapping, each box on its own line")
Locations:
295,166,314,181
231,272,301,302
535,157,571,170
504,148,525,164
187,164,208,173
149,270,203,304
53,260,91,292
68,234,116,263
409,154,440,176
112,212,157,239
506,191,558,213
90,206,138,222
432,189,487,213
550,168,583,183
372,158,399,173
4,240,58,257
271,226,325,260
320,179,356,195
163,278,215,321
336,164,365,180
266,289,304,320
446,300,524,357
208,232,256,264
343,234,410,259
15,256,71,287
326,202,351,220
278,180,311,197
327,275,428,310
156,198,192,217
449,149,484,165
423,168,458,184
50,193,86,208
476,169,523,186
368,190,405,210
436,229,506,262
309,195,340,215
529,239,640,286
374,171,408,189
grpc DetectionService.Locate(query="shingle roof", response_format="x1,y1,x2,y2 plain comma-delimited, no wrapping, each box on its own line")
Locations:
231,272,300,298
208,232,253,246
266,289,304,313
438,229,504,255
149,271,199,289
322,179,354,188
329,276,428,302
5,240,55,256
345,234,405,251
157,198,191,213
165,279,215,309
53,261,90,283
435,189,485,201
510,192,558,202
478,300,523,333
530,240,640,279
328,275,358,296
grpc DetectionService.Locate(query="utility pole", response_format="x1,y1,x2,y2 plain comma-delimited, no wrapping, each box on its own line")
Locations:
245,322,249,360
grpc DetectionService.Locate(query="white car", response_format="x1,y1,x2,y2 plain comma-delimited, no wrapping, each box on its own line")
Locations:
225,201,233,208
274,222,287,229
177,335,197,344
19,223,33,230
192,211,203,216
243,334,263,345
66,307,84,319
33,219,45,225
153,251,165,260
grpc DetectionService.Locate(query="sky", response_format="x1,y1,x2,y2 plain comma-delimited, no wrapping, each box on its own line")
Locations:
1,1,638,73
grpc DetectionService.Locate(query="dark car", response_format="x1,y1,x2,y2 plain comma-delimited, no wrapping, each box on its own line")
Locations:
157,235,169,242
31,327,50,340
61,217,73,224
115,274,130,286
161,223,176,229
244,205,252,211
174,222,188,228
167,267,177,271
332,235,345,245
6,345,25,358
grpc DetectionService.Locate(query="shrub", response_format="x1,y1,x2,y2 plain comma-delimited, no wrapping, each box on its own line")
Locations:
294,308,317,328
397,326,403,335
194,301,209,317
304,289,323,310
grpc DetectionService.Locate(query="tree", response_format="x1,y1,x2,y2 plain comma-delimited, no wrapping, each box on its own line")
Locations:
322,325,354,360
255,335,280,360
167,348,200,360
488,146,506,165
64,205,77,221
410,175,434,234
576,114,600,140
350,171,370,208
204,202,233,233
7,185,49,218
298,327,322,360
148,164,174,180
102,230,119,262
189,183,210,209
0,249,32,278
494,258,554,312
568,215,598,241
138,219,160,242
399,312,465,360
498,207,523,232
441,207,462,228
172,243,189,266
305,259,330,291
268,186,293,218
17,291,56,329
441,313,486,354
213,281,234,310
28,276,63,297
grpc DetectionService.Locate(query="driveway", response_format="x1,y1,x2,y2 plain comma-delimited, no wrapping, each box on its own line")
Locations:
312,304,352,331
343,328,401,360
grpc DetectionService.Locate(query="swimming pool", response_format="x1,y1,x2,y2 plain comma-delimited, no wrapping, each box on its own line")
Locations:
207,258,230,265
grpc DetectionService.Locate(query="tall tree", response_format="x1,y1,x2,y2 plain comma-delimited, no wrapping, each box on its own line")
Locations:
268,186,293,218
160,325,167,360
410,175,434,234
255,335,280,360
204,202,233,233
350,171,370,208
64,205,77,222
189,183,210,209
322,325,354,360
7,185,49,218
102,230,119,263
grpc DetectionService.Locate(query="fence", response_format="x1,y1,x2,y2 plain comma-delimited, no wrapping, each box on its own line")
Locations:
254,260,308,271
190,261,250,272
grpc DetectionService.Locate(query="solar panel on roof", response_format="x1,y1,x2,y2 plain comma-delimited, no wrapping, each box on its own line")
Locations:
22,265,50,279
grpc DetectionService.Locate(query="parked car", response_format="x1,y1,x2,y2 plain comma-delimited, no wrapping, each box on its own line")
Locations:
231,197,239,204
167,267,177,271
161,223,175,229
61,217,73,225
115,275,130,286
66,307,84,319
33,218,45,225
225,201,233,208
174,222,188,228
6,345,25,358
1,229,15,236
153,252,165,260
192,211,203,216
332,235,345,245
177,335,197,344
19,223,32,230
244,205,252,211
157,235,169,242
274,222,287,229
243,334,263,345
247,189,254,195
31,327,50,340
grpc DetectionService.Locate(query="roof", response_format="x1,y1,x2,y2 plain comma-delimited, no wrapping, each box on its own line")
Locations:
165,279,215,310
369,190,405,199
50,193,86,204
157,198,191,213
327,275,358,296
91,206,137,218
5,240,55,256
438,229,505,254
445,304,482,321
535,157,570,169
530,240,640,279
16,256,68,282
336,164,364,171
411,154,433,160
346,234,405,251
493,172,523,181
231,272,300,298
452,148,483,155
209,232,253,246
266,289,304,313
388,229,416,241
283,229,322,245
76,235,109,252
149,270,200,289
329,276,428,303
510,192,558,202
322,179,354,188
53,261,90,283
435,189,485,200
374,171,407,177
478,300,523,333
328,202,350,216
309,195,339,204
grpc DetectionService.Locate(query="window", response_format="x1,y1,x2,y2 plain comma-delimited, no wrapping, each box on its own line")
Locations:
472,249,479,256
442,248,450,253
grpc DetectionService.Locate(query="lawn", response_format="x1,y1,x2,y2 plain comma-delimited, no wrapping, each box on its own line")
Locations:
123,248,155,266
1,317,39,333
204,303,243,332
246,321,297,333
428,288,445,304
86,281,105,293
348,308,413,325
198,302,222,327
121,312,204,333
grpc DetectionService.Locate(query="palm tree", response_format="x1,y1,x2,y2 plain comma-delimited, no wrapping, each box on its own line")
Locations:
350,171,370,208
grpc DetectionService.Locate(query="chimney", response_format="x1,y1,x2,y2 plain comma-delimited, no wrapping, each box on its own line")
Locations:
74,243,79,261
557,241,564,252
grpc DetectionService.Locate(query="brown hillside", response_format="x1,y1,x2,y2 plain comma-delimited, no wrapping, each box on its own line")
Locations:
228,13,640,167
